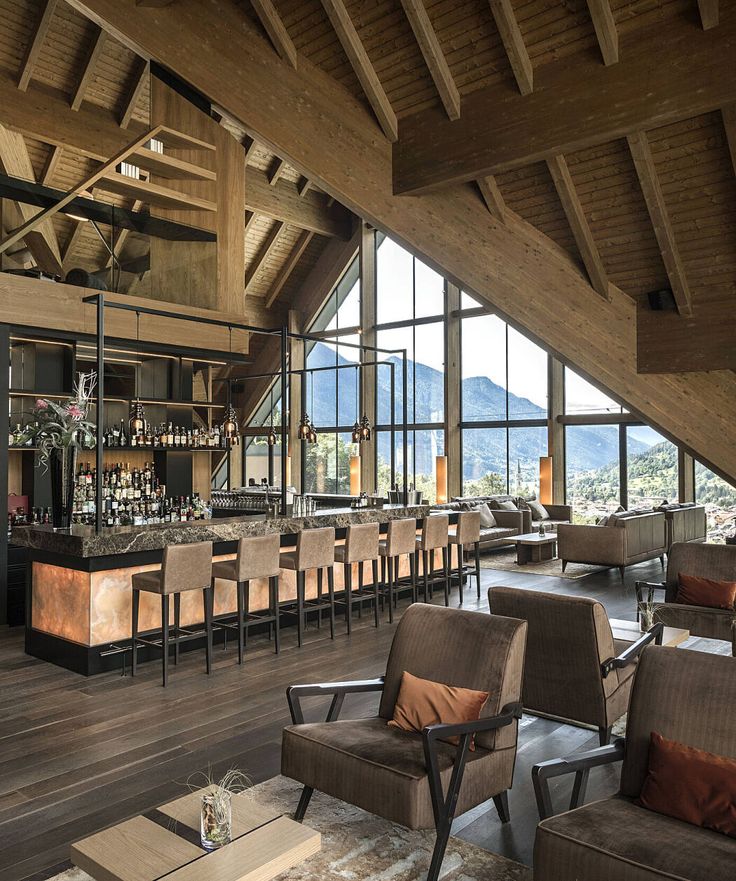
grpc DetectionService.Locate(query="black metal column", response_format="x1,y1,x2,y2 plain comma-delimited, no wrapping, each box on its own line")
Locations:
95,294,105,533
401,349,408,505
280,326,288,513
0,324,9,625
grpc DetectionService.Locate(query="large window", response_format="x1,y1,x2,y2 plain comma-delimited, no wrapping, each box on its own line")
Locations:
566,425,620,522
695,462,736,541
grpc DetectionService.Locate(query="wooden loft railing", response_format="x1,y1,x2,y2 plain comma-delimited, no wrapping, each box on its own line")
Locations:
0,124,216,260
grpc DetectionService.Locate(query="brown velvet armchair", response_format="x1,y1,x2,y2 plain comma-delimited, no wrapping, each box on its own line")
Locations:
532,646,736,881
636,541,736,655
281,604,527,881
489,586,662,745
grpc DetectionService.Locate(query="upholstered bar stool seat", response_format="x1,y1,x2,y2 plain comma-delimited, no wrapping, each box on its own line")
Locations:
280,527,336,647
377,517,418,623
131,541,213,687
211,533,282,664
448,510,482,604
334,522,380,633
415,514,450,606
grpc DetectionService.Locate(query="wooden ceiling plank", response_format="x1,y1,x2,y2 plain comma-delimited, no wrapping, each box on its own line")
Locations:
62,220,87,271
586,0,618,65
268,157,286,186
393,13,736,193
265,229,314,308
71,27,107,111
249,0,297,69
546,154,610,299
488,0,533,96
120,58,149,129
18,0,58,92
245,220,286,293
399,0,460,120
476,176,506,223
319,0,398,142
626,131,692,316
40,145,63,186
698,0,719,29
722,105,736,177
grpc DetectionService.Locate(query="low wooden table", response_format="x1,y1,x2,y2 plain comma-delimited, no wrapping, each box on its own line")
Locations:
610,617,690,648
514,532,558,564
71,788,321,881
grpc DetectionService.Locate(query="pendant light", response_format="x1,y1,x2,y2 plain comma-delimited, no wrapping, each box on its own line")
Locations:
351,365,361,443
221,327,240,445
267,385,278,446
359,414,372,442
306,368,318,444
128,311,146,440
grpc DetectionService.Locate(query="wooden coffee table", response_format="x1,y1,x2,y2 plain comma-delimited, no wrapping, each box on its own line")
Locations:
70,788,321,881
610,617,690,648
514,532,558,564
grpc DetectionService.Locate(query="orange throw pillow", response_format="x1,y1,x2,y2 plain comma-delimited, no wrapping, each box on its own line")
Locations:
637,731,736,838
676,574,736,610
388,671,489,749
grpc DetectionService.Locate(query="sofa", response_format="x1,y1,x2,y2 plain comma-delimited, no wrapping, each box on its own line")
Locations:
557,509,667,579
655,502,707,551
433,498,524,551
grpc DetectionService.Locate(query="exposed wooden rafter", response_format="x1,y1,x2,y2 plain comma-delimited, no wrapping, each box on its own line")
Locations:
626,131,692,316
18,0,58,92
244,210,258,236
62,220,87,271
71,26,107,110
40,144,63,185
245,220,286,293
244,136,258,162
586,0,618,65
120,57,149,129
249,0,297,69
546,154,609,299
265,229,314,308
476,176,505,223
698,0,719,29
399,0,460,120
268,157,286,186
319,0,398,142
393,13,736,193
722,104,736,177
488,0,533,96
297,177,312,197
105,198,144,268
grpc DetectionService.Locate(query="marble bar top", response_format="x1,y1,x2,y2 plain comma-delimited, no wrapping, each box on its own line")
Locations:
12,504,431,559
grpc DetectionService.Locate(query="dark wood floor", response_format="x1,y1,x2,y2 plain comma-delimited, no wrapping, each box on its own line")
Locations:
0,558,717,879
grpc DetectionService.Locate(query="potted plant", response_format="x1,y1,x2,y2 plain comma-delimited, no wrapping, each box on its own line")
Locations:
21,373,97,529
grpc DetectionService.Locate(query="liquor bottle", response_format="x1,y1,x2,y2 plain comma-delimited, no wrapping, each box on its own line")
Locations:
167,422,174,446
119,419,127,447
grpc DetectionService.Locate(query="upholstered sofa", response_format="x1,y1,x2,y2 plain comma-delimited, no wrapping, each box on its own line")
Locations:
453,494,571,535
432,498,524,551
657,503,707,551
557,510,667,579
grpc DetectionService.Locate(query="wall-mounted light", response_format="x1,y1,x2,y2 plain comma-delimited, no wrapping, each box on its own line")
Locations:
539,456,553,504
435,455,448,505
349,454,361,496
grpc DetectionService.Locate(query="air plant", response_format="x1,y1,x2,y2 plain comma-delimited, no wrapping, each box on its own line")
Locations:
638,595,658,631
187,766,252,849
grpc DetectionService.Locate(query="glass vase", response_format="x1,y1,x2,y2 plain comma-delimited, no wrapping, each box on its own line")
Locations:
200,791,232,850
49,446,77,530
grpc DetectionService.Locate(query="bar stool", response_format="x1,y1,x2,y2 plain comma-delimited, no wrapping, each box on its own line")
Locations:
448,510,482,604
211,533,282,663
415,514,450,606
131,541,213,687
334,522,380,634
280,527,336,647
378,518,418,623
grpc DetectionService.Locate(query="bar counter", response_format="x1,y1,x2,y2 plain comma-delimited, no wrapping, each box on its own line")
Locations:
13,504,431,675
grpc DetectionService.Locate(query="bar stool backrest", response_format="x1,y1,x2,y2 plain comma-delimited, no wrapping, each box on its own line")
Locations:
161,541,213,594
386,517,418,557
344,522,380,563
295,527,336,571
455,510,481,545
420,514,449,550
236,533,281,581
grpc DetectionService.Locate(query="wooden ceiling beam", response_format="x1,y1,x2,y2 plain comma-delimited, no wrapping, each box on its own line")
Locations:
244,136,259,162
18,0,58,92
722,105,736,178
245,220,286,293
297,177,312,197
488,0,533,96
476,176,505,223
400,0,460,120
393,13,736,193
40,144,63,186
626,131,692,317
120,57,149,129
268,157,286,186
71,27,107,110
244,210,258,236
319,0,398,142
586,0,618,65
546,154,610,299
264,229,314,308
698,0,719,29
249,0,297,69
62,220,86,271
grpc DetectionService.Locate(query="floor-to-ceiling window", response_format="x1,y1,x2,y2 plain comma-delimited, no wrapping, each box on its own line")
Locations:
695,461,736,541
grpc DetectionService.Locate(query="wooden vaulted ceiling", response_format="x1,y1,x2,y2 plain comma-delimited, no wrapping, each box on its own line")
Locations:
0,0,357,322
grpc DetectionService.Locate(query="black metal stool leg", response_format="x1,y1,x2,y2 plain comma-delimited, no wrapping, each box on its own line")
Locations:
327,566,335,639
173,592,180,665
409,551,417,603
316,568,323,629
236,580,245,665
243,581,250,652
475,542,481,599
271,576,280,654
372,558,379,627
296,571,305,647
203,586,214,675
442,547,450,606
422,550,429,602
380,555,386,611
344,563,352,635
456,543,464,605
131,588,139,677
357,562,363,618
161,594,170,688
387,556,394,623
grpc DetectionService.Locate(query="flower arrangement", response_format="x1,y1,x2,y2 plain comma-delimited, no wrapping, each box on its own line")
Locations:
21,372,97,468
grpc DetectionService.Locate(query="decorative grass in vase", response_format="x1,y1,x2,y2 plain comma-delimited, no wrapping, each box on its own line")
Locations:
188,767,251,850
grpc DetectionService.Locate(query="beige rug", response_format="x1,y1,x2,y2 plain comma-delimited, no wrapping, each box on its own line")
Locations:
47,775,531,881
480,550,607,579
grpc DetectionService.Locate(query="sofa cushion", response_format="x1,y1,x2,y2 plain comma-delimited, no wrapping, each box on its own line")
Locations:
534,794,736,881
478,503,496,528
528,499,550,521
490,499,518,512
478,526,517,541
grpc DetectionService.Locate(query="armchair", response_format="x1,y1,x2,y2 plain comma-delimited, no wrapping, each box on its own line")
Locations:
531,646,736,881
282,604,527,881
636,541,736,655
489,587,662,745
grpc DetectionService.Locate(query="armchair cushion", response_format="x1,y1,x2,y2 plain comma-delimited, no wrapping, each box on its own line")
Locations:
675,573,736,610
534,794,735,881
528,499,550,521
281,717,515,830
490,499,518,512
477,503,496,528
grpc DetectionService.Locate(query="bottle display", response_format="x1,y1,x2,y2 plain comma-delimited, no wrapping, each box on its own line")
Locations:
102,421,237,450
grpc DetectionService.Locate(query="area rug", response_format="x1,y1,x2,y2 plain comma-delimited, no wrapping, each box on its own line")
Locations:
46,775,531,881
480,550,607,579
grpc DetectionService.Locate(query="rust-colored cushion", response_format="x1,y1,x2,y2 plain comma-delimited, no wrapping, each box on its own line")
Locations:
675,573,736,610
637,731,736,837
388,671,489,749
